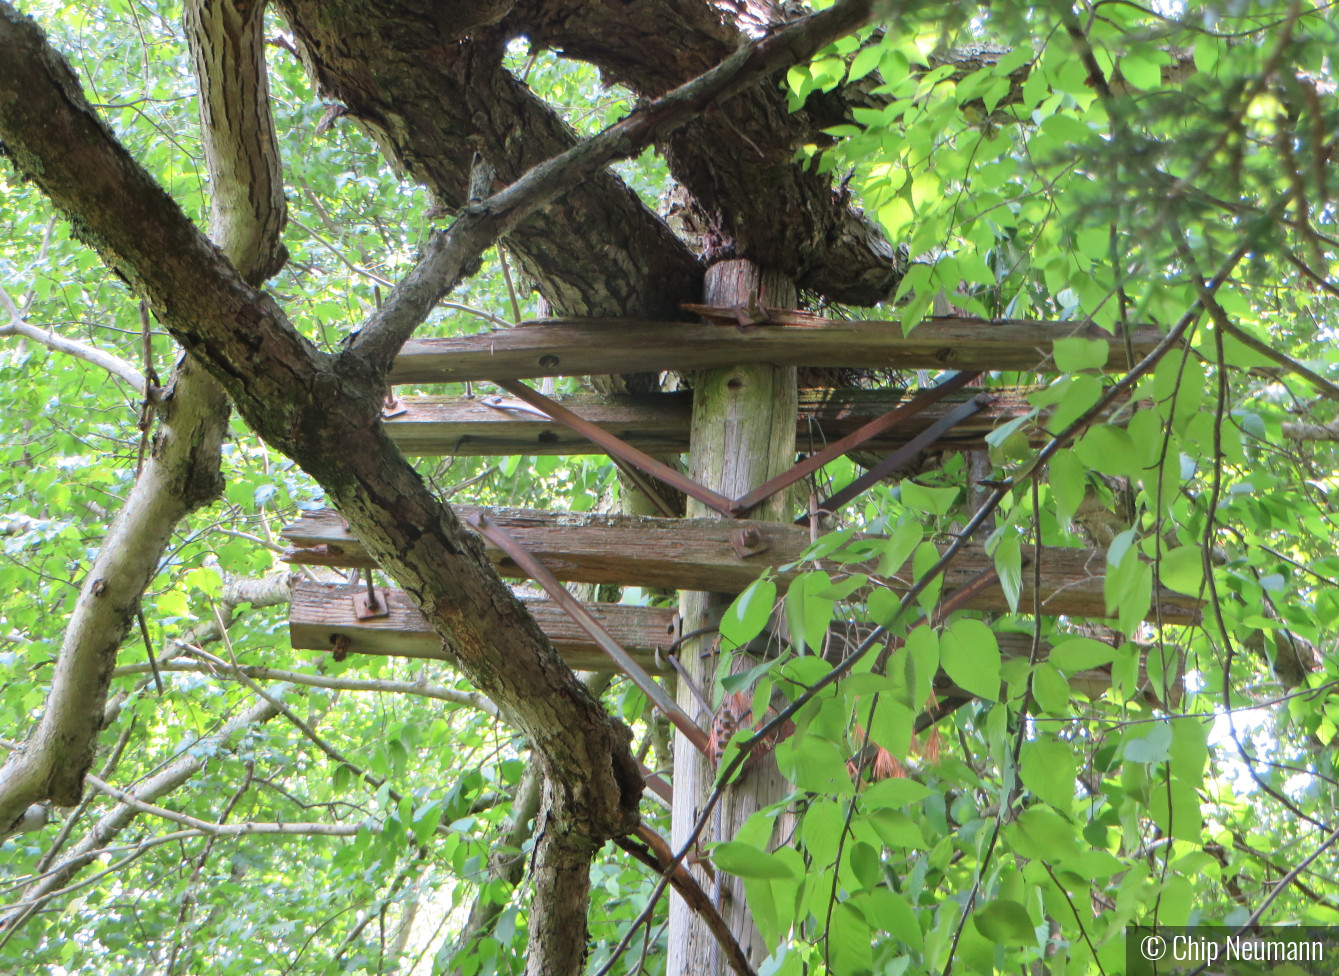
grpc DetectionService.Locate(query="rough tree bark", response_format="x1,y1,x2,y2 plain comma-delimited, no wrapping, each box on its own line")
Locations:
508,1,905,303
669,260,798,974
275,0,703,320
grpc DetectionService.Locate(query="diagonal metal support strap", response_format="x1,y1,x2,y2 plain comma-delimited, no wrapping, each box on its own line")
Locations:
729,371,980,516
493,378,738,517
466,511,711,756
802,393,992,527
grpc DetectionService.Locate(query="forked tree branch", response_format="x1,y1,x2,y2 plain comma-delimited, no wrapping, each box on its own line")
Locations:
346,0,895,375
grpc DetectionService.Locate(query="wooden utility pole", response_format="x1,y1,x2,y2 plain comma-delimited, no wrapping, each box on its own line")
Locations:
667,260,798,974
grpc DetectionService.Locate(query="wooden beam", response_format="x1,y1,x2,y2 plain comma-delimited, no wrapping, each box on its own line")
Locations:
282,508,1201,623
389,316,1163,384
287,584,1180,703
991,634,1181,707
388,390,692,457
384,387,1127,458
289,582,677,673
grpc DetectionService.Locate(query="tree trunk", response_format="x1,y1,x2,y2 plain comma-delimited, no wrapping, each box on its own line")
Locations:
668,260,797,974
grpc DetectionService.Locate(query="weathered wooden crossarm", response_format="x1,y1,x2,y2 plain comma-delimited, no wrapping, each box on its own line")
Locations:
282,508,1201,624
383,387,1117,458
943,633,1180,708
289,581,678,673
389,316,1163,385
287,582,1180,704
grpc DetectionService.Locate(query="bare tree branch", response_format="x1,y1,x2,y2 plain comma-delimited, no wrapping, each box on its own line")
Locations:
110,660,500,714
2,696,282,934
0,286,146,388
1222,318,1339,404
84,775,362,838
1283,419,1339,441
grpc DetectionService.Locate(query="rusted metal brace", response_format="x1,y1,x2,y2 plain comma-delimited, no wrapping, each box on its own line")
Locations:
729,370,980,516
801,393,993,528
496,373,989,524
493,378,738,517
483,392,677,516
465,511,711,756
639,763,674,805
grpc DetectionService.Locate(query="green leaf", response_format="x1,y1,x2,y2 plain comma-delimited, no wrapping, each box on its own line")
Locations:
1006,807,1081,861
1123,722,1173,764
776,736,854,794
869,699,914,759
855,888,924,952
992,533,1023,613
1049,450,1086,526
1169,717,1210,785
1160,545,1204,595
1105,548,1153,634
829,902,875,974
156,590,191,618
412,800,443,846
1049,637,1118,672
900,479,960,516
785,571,835,654
911,542,943,614
973,899,1036,946
1107,527,1137,569
1119,54,1161,91
712,842,797,879
1148,779,1203,842
1053,337,1109,372
1075,425,1139,479
905,625,939,707
865,809,926,848
862,777,932,809
1031,662,1070,714
1193,35,1219,73
1057,850,1125,878
1045,374,1103,434
940,618,1000,701
1020,736,1076,812
848,44,883,83
721,578,777,650
876,518,925,575
803,799,844,868
183,565,223,597
868,586,902,626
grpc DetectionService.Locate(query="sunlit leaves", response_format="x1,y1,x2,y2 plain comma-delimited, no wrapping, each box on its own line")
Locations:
974,899,1036,946
1020,735,1076,812
1160,545,1205,595
713,842,799,879
1123,722,1173,764
4,1,1339,972
1049,636,1119,672
1052,337,1109,373
721,577,778,650
786,571,836,654
776,735,855,795
940,618,1000,701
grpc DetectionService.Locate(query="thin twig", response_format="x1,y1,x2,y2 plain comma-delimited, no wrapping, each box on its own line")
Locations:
135,609,164,696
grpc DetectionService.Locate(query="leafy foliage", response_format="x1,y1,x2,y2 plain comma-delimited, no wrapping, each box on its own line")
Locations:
2,1,1339,975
